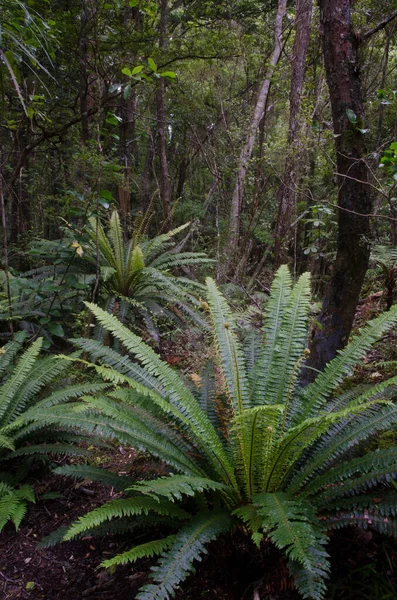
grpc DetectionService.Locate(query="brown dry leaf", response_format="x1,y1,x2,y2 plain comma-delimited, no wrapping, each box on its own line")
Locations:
189,373,202,387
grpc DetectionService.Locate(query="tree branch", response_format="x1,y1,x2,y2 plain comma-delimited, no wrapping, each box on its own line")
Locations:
360,9,397,41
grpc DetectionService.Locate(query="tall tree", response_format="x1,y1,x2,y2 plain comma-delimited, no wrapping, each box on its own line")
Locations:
274,0,312,267
304,0,397,378
225,0,287,273
156,0,172,227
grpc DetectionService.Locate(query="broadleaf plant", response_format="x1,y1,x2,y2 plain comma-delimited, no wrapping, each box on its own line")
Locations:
34,266,397,599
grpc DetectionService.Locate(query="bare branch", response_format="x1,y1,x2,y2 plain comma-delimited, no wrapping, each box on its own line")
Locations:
360,9,397,41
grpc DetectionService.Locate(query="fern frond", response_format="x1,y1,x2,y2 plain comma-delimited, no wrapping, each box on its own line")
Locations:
136,510,233,600
310,448,397,505
0,331,27,378
64,497,190,540
301,305,397,419
206,278,248,416
53,465,135,491
151,252,214,270
129,475,229,503
101,535,177,568
287,404,397,494
142,222,190,262
254,492,330,599
84,303,237,489
232,504,263,546
0,337,43,424
263,271,311,410
248,265,292,404
0,434,15,451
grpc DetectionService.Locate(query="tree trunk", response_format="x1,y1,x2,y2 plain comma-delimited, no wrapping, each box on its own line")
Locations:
118,2,141,227
274,0,312,267
304,0,373,380
156,0,172,227
225,0,287,272
79,0,97,144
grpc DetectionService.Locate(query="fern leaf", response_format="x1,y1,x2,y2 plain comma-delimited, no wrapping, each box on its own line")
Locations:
136,511,233,600
288,404,397,494
54,465,135,491
248,265,292,404
129,475,229,502
64,497,190,541
0,331,27,378
101,535,177,568
311,448,397,505
0,337,43,424
301,305,397,419
84,303,236,489
254,492,329,598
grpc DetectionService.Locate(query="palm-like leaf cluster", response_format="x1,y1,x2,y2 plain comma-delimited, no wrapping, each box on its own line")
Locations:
31,267,397,599
85,211,213,329
0,332,108,530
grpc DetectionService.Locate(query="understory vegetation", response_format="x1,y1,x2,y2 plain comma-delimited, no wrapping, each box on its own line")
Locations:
3,0,397,599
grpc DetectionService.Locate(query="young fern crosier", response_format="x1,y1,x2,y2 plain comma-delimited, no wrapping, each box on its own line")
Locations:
0,332,108,530
86,211,214,330
36,266,397,599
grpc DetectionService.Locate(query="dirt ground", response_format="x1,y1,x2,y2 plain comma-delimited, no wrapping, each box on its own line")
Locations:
1,464,397,600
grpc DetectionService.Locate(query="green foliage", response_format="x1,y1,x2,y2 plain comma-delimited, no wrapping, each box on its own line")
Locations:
0,332,108,530
0,480,35,531
43,266,397,599
84,210,214,330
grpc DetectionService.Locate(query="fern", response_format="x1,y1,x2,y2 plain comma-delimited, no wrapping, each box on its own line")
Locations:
64,497,190,540
101,535,177,568
129,475,229,502
85,211,214,330
136,511,232,600
54,464,135,491
52,267,397,600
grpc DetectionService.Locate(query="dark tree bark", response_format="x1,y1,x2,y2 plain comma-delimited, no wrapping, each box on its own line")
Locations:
304,0,373,380
118,3,140,226
79,0,97,144
274,0,312,266
156,0,172,227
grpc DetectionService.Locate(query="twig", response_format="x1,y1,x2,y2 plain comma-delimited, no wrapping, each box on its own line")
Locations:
0,570,19,584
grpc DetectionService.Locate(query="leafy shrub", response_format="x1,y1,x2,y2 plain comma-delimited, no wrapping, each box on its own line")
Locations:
37,266,397,599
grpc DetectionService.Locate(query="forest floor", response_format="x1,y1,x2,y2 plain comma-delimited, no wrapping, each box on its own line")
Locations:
2,296,397,599
1,456,397,600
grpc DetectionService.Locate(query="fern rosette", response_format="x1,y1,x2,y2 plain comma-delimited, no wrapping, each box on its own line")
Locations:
39,266,397,600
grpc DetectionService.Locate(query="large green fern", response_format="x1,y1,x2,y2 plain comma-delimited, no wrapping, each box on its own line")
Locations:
34,266,397,599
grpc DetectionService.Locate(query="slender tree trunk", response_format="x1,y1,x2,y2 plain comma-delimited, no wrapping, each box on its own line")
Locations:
225,0,287,272
274,0,312,267
79,0,97,144
118,2,141,227
156,0,172,226
304,0,373,380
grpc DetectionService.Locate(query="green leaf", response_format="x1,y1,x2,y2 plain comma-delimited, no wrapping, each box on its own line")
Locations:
148,57,157,72
131,66,144,75
48,323,64,337
122,67,132,77
160,71,176,79
346,108,357,124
